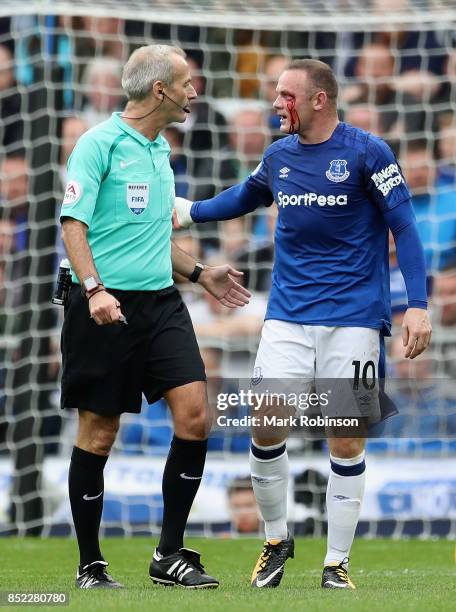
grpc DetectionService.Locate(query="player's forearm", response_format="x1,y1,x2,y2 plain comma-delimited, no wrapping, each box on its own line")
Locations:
394,227,428,308
61,219,100,284
386,202,428,308
171,240,198,278
191,181,272,222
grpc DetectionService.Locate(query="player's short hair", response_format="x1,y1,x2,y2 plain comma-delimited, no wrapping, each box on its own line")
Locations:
286,58,338,104
227,476,254,498
122,44,186,101
405,138,431,154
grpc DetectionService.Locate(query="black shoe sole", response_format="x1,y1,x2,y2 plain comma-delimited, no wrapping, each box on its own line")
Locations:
75,581,124,589
149,576,219,589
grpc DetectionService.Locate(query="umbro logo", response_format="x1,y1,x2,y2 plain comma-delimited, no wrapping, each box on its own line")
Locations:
279,166,290,179
251,475,270,485
358,394,372,405
120,159,140,169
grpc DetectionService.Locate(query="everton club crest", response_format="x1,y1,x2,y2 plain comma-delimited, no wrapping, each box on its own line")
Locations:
250,366,263,386
326,159,350,183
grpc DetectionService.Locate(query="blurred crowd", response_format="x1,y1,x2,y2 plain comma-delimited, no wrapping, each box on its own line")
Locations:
0,14,455,461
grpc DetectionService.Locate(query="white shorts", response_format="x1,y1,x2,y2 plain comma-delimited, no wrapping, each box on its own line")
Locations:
252,320,383,421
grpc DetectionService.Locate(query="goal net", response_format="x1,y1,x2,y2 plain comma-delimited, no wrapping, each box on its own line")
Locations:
0,0,455,538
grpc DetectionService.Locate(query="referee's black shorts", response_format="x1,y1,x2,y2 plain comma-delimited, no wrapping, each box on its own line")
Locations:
60,284,206,416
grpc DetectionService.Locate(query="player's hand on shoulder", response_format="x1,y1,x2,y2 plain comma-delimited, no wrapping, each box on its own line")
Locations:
402,307,432,359
173,197,194,229
89,290,125,326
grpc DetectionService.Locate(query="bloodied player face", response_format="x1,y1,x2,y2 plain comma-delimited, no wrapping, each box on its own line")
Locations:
273,69,321,135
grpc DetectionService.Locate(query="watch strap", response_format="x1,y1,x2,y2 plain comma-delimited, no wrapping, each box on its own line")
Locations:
87,287,106,300
189,262,205,283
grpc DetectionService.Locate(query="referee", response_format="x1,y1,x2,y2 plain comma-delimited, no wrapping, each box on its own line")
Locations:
60,45,250,590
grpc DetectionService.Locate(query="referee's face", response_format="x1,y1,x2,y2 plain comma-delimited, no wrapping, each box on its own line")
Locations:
163,55,197,123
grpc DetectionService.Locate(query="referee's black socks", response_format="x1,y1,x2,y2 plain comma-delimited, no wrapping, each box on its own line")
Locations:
69,446,108,568
157,435,207,556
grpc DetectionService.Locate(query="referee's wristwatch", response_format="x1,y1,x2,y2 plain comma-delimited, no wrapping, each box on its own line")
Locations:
82,275,105,298
188,262,205,283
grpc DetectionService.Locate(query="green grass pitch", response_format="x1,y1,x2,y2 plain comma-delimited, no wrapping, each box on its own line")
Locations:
1,537,455,611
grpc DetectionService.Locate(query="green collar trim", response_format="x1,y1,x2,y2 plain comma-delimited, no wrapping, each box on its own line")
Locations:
111,112,167,149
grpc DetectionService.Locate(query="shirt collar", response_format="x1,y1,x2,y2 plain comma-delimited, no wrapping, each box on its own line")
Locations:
294,122,344,149
111,112,167,149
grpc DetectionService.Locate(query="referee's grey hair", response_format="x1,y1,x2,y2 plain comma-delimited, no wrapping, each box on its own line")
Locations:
122,44,186,101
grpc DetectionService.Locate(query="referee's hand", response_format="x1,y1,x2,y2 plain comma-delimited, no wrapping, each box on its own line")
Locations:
402,307,432,359
89,290,125,326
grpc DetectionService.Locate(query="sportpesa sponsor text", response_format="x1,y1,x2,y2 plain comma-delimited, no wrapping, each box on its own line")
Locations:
277,191,348,207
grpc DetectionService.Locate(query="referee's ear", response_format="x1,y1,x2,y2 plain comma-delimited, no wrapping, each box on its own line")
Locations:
152,81,165,100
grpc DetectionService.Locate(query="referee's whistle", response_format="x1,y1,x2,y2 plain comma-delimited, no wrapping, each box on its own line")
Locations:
119,314,128,326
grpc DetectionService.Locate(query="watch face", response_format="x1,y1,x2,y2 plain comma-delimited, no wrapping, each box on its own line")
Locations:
83,276,98,292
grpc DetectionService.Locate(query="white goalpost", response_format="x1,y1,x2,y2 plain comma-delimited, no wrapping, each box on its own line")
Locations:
0,0,455,537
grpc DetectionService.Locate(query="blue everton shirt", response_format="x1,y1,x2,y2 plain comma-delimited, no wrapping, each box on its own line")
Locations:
192,122,426,334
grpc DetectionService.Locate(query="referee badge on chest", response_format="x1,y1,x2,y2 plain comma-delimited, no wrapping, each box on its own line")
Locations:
127,183,149,215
